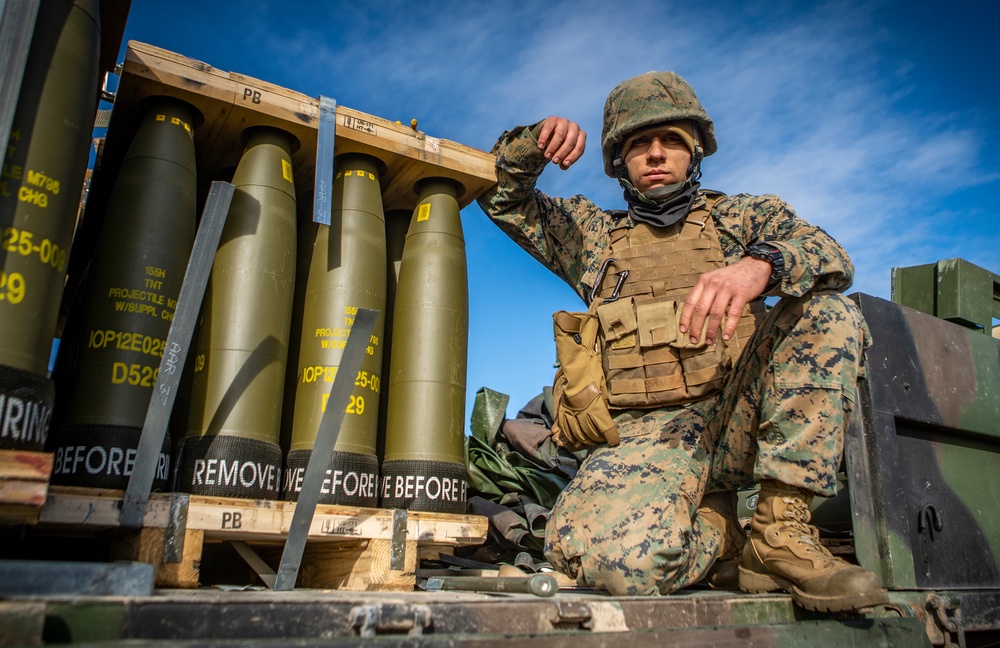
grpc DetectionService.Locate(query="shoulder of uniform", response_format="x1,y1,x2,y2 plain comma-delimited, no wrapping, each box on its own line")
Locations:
712,192,790,211
697,188,728,212
719,192,785,204
604,208,631,232
556,195,621,226
719,193,784,209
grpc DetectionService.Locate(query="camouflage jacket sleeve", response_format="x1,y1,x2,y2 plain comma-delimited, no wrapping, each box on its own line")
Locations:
476,123,613,301
713,193,855,297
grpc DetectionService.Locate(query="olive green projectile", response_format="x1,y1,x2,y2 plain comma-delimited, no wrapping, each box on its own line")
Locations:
0,0,101,450
284,153,386,506
179,127,297,500
376,208,411,460
381,178,469,513
49,98,197,489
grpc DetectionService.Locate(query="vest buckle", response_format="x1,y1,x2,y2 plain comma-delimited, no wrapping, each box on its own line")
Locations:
607,270,629,303
590,257,630,304
590,257,616,303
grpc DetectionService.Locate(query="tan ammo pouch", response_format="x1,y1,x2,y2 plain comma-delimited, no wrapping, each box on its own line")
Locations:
596,296,751,408
551,309,620,450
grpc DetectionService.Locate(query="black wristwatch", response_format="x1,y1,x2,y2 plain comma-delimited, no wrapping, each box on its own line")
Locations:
745,242,785,292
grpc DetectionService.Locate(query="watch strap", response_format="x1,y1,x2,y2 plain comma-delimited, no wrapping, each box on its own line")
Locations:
746,242,785,291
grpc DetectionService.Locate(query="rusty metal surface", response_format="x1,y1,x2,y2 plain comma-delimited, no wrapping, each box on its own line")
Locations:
11,586,953,646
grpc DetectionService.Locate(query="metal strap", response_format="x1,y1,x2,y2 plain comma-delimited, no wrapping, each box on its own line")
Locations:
162,493,190,563
312,96,337,225
391,509,408,570
0,0,41,155
120,181,235,529
273,307,379,590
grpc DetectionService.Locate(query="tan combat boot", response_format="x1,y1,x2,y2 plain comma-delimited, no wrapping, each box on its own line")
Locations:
739,480,888,612
697,490,746,590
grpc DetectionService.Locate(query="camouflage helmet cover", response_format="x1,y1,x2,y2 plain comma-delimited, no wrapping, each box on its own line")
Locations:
601,71,717,177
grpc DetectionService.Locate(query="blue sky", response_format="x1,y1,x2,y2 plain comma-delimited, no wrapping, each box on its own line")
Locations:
116,0,1000,424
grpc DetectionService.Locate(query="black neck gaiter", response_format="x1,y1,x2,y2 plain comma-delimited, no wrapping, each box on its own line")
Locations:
624,181,700,228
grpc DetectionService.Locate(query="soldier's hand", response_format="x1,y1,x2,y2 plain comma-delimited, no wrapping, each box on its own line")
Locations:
537,116,586,170
678,257,772,345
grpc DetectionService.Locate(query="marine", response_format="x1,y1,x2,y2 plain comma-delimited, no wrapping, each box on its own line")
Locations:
477,70,889,612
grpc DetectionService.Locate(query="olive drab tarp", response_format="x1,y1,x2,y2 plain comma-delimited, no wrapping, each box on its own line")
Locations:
464,387,588,565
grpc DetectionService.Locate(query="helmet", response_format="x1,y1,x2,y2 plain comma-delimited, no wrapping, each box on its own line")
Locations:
601,71,717,177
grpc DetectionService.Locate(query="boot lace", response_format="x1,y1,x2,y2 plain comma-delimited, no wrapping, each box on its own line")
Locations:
779,496,834,560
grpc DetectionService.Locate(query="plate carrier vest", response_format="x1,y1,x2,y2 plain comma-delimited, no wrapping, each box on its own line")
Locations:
591,193,760,408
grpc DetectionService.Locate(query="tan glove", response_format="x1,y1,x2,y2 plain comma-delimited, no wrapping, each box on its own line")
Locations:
550,310,620,450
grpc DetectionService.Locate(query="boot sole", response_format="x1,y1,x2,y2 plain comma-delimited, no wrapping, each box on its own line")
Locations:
738,566,890,613
738,564,793,594
789,585,890,613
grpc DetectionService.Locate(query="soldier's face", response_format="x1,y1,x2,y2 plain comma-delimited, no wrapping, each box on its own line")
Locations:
623,126,692,193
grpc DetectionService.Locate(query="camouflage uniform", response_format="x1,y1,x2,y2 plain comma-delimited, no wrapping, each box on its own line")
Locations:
477,123,869,596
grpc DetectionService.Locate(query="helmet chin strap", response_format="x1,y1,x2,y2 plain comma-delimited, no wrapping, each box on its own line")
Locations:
644,181,686,200
616,144,704,205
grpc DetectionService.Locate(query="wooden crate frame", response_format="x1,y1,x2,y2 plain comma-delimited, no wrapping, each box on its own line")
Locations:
36,486,488,591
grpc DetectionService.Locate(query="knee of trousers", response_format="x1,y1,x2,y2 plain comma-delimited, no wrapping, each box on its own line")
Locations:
768,292,867,384
545,508,700,596
797,292,866,343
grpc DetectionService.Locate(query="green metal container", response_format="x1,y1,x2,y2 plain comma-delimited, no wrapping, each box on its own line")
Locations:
178,127,297,500
0,0,101,450
381,178,469,513
284,153,386,506
892,258,1000,334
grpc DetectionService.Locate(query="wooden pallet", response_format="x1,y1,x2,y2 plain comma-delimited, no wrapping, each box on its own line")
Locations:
0,450,53,525
36,486,487,591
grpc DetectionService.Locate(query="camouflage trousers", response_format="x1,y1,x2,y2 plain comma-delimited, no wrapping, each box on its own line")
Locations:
544,291,868,596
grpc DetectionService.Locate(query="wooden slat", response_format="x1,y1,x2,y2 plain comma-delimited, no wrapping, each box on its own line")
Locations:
111,526,203,589
0,450,53,523
38,487,485,590
38,487,488,546
0,450,52,483
38,486,170,527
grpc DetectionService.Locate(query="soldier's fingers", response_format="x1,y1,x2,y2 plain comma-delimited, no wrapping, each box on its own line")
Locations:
703,292,730,345
552,124,583,167
678,283,703,333
557,129,587,169
549,122,578,164
541,118,570,159
720,299,745,341
537,117,559,149
682,287,715,344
